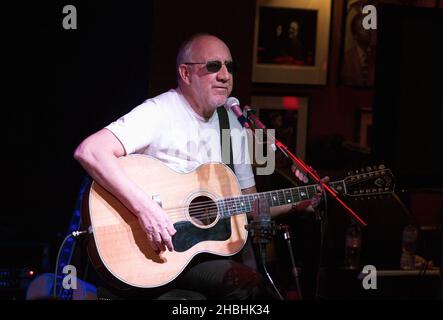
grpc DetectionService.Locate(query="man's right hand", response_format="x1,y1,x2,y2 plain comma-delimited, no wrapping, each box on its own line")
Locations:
136,203,177,253
74,129,177,253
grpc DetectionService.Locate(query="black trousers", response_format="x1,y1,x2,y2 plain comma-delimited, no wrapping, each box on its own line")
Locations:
96,257,278,300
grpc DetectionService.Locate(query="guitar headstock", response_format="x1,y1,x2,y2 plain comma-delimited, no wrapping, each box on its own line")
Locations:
342,165,395,199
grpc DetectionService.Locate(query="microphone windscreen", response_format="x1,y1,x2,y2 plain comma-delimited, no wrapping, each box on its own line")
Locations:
224,97,240,111
258,197,271,220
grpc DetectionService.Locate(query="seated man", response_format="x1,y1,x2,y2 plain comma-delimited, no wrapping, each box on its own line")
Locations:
74,33,324,299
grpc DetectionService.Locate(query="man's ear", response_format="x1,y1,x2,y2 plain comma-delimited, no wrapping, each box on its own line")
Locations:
178,64,191,85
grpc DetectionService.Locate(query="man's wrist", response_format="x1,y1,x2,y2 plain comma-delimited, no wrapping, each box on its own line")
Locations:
292,200,312,213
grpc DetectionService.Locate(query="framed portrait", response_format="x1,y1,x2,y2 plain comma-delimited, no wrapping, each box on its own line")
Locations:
340,0,436,86
340,0,378,87
252,0,332,85
251,95,309,163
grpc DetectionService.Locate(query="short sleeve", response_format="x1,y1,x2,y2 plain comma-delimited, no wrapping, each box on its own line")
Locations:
105,100,165,155
234,162,256,190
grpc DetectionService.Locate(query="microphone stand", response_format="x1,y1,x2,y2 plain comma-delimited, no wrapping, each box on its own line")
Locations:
243,105,362,300
243,105,367,227
245,197,284,300
276,224,303,300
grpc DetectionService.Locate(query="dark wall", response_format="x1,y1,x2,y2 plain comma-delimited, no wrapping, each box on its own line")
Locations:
4,2,153,246
373,4,443,188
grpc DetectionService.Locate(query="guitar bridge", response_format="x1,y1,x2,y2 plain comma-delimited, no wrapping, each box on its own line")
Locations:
152,195,162,208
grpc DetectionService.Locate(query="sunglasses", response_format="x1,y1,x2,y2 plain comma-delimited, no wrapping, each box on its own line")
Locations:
184,60,235,74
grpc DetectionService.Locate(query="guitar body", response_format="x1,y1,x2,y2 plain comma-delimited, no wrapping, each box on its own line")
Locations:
83,155,248,289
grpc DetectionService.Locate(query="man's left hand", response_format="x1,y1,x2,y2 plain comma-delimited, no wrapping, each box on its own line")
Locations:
292,176,330,213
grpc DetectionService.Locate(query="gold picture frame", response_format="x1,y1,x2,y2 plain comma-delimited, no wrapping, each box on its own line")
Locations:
252,0,332,85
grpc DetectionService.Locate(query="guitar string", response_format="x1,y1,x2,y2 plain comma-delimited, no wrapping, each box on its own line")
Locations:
163,176,386,221
128,174,387,222
157,175,382,216
167,208,241,222
164,188,320,221
160,181,342,220
152,172,385,215
160,174,390,221
164,188,320,217
159,183,335,213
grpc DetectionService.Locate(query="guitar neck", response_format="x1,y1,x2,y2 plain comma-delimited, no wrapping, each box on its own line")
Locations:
217,180,345,218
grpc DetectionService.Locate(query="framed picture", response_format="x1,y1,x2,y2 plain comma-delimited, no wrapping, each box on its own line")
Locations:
340,0,437,86
252,0,332,85
340,0,378,87
251,95,309,166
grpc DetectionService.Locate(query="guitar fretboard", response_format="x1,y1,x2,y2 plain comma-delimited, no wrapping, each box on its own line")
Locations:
216,181,344,218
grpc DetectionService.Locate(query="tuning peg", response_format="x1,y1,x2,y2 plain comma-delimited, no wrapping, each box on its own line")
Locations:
361,168,365,173
366,166,372,172
347,171,353,176
378,164,385,170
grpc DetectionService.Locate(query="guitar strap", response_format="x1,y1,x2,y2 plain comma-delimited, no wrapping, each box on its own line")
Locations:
217,107,258,270
216,107,235,174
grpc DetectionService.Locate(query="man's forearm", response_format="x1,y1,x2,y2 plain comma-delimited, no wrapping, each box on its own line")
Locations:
74,146,155,216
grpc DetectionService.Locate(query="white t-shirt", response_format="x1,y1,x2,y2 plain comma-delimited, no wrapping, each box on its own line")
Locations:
105,88,255,189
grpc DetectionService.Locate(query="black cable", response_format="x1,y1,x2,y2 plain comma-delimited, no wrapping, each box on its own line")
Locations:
53,230,88,299
283,228,303,300
292,167,329,299
315,183,328,300
259,244,284,300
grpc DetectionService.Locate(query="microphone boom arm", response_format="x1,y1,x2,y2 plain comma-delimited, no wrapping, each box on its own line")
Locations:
244,105,367,227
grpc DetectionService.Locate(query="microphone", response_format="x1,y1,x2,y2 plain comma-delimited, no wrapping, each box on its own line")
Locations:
224,97,250,128
246,197,274,245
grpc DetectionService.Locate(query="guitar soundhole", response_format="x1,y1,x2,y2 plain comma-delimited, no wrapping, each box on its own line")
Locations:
189,196,218,227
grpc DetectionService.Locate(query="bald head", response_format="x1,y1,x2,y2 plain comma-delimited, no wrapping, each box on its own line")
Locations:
176,34,231,79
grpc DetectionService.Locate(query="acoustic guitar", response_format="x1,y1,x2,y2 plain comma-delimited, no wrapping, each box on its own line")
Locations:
82,155,394,289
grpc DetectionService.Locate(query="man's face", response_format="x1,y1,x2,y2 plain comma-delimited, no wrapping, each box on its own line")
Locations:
186,36,234,110
289,21,299,39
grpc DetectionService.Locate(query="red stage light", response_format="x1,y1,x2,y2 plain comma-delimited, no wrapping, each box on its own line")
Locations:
282,96,299,111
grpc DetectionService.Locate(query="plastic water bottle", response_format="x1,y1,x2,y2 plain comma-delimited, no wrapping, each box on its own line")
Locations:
400,224,418,270
344,222,362,270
